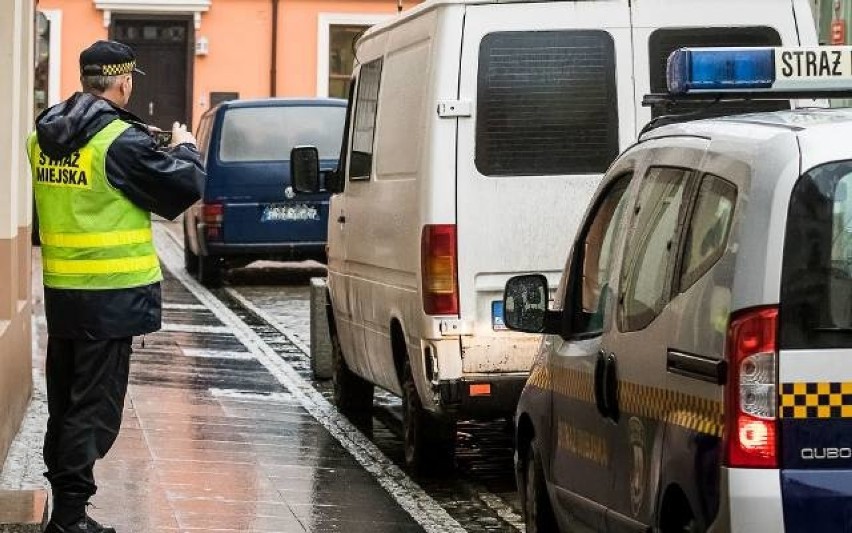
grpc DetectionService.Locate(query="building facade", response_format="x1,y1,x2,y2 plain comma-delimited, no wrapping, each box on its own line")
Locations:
35,0,416,130
0,0,35,467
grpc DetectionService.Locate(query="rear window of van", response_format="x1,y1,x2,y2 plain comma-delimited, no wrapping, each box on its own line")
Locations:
218,106,346,163
782,161,852,350
475,30,619,177
649,27,784,119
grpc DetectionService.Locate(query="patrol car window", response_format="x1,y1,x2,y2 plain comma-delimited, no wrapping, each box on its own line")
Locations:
218,106,346,162
621,167,690,332
679,175,737,292
570,176,631,337
648,27,784,119
782,161,852,350
475,30,618,177
349,58,383,180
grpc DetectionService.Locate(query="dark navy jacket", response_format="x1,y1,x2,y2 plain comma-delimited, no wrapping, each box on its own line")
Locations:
33,92,205,339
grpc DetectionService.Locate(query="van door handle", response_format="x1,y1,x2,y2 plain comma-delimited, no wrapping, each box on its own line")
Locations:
337,215,346,224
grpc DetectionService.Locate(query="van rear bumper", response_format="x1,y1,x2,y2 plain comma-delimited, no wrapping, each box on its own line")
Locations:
205,241,327,261
435,374,527,419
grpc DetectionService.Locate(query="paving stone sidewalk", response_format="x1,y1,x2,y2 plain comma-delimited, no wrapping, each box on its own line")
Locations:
1,250,423,533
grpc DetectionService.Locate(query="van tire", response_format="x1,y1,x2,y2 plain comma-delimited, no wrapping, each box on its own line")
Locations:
198,254,224,287
332,333,374,417
523,438,557,533
184,225,199,275
402,361,456,474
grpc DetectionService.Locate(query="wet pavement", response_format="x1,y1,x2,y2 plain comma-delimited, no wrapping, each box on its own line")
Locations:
2,221,526,533
92,270,427,532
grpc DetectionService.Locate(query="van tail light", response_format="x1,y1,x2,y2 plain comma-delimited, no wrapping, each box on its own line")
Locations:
202,203,223,241
724,306,779,469
421,224,458,316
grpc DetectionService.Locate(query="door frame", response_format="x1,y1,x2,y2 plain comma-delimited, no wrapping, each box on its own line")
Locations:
108,14,195,128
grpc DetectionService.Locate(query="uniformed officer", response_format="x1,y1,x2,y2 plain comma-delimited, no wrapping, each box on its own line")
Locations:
26,40,206,533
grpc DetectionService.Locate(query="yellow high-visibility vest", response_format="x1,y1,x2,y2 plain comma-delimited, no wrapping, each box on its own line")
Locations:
28,119,163,290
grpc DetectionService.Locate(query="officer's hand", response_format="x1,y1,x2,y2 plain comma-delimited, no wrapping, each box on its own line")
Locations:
170,122,197,147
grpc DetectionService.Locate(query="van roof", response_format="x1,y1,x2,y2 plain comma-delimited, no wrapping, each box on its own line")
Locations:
360,0,794,41
203,97,346,119
215,97,347,109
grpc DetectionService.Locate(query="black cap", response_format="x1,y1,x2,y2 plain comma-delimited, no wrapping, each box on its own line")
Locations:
79,40,145,77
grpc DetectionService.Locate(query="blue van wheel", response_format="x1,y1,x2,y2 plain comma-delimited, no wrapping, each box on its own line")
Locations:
198,254,224,288
183,225,198,275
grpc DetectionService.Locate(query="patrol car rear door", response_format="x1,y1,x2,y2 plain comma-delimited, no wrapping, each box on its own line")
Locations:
603,139,709,532
777,152,852,531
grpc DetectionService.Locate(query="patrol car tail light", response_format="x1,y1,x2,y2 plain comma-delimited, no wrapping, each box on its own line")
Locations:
203,203,223,240
421,224,458,316
725,306,778,468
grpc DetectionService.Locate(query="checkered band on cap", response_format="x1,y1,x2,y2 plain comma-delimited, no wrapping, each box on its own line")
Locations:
98,61,136,76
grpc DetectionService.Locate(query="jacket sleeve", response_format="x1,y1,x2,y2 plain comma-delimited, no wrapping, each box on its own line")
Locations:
104,126,206,221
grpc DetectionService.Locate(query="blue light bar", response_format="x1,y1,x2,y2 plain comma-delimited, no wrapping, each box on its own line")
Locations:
667,48,775,95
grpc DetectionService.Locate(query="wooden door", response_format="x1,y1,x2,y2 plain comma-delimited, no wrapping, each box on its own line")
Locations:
112,18,192,129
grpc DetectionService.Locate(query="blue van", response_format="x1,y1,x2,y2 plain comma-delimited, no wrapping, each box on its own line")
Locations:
183,98,346,286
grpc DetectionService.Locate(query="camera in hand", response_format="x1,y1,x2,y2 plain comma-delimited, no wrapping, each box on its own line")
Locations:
153,130,172,149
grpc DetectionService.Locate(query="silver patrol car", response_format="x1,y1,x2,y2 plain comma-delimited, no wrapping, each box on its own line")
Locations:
504,47,852,533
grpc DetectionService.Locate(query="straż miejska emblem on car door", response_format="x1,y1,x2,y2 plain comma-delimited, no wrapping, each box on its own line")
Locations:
629,416,646,517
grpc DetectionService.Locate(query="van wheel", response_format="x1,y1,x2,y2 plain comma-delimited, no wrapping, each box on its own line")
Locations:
523,438,557,533
332,333,374,417
402,362,456,474
198,254,223,287
183,225,198,275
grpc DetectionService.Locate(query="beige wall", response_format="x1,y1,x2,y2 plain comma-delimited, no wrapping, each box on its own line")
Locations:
0,0,35,468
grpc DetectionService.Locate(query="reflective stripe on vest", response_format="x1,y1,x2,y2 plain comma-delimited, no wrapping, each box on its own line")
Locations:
28,119,163,290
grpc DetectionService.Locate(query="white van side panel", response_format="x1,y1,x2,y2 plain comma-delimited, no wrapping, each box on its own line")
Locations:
630,0,814,136
342,7,464,395
455,2,634,375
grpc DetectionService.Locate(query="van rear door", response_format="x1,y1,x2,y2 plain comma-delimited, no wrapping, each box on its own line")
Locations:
455,0,634,374
630,0,812,135
778,157,852,532
212,104,344,245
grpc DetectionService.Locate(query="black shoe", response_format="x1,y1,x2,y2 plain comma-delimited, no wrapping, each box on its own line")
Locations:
43,516,116,533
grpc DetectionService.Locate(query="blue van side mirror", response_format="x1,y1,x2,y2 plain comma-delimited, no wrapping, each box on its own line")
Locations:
290,146,320,194
503,274,561,334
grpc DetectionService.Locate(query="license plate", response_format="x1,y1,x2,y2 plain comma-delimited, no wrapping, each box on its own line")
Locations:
492,301,507,331
261,204,318,222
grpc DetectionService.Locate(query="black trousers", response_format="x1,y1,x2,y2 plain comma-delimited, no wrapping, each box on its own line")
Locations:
43,336,132,498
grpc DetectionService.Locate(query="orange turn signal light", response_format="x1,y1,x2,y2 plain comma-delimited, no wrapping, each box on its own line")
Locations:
469,383,491,397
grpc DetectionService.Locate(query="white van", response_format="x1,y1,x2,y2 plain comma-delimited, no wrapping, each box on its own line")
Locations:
292,0,818,471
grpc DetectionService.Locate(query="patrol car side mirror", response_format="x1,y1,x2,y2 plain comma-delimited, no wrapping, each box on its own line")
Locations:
290,146,320,194
503,275,561,334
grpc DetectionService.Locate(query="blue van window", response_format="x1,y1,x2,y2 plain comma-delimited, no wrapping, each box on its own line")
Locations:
218,106,346,162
